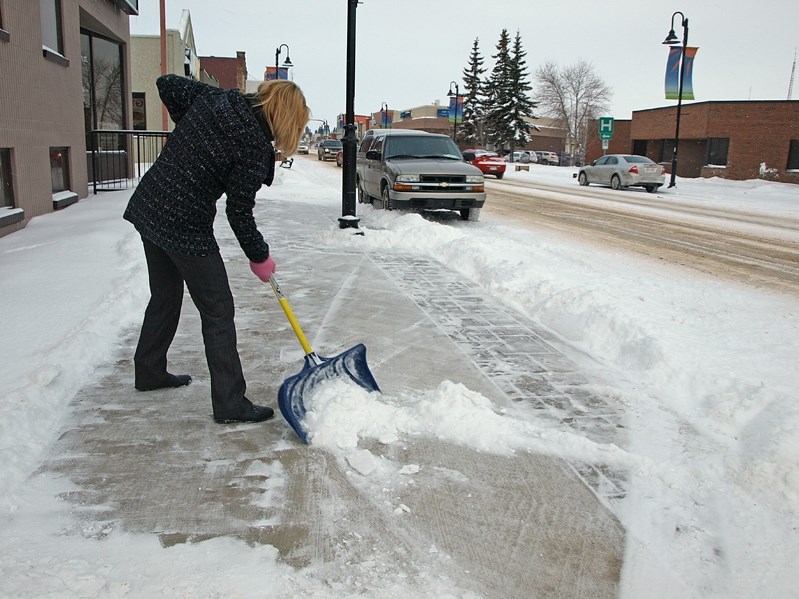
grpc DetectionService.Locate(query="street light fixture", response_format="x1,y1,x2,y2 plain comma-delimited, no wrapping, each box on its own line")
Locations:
380,102,390,129
447,81,459,143
663,11,688,188
274,43,292,80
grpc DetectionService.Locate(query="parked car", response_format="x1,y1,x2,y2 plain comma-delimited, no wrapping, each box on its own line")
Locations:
577,154,666,193
336,149,343,167
535,151,560,165
356,129,485,221
462,149,506,179
505,151,536,164
317,138,343,161
297,141,309,155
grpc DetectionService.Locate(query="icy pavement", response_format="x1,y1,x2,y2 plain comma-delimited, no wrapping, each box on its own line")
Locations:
33,199,625,598
373,251,629,505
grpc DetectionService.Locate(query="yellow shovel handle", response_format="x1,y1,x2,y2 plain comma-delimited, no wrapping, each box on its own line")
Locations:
268,275,314,356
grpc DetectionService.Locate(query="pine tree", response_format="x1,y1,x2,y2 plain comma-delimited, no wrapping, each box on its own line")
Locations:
484,29,516,150
459,38,487,147
507,31,537,150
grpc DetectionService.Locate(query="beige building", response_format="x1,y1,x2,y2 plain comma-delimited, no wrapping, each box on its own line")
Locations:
130,9,215,133
0,0,136,237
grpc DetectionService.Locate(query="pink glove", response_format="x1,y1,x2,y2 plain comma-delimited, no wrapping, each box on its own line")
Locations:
249,256,276,282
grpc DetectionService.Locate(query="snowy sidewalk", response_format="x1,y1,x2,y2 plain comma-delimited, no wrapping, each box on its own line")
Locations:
25,198,624,597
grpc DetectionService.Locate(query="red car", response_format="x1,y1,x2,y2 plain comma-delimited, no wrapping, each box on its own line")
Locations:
336,149,343,167
462,149,506,179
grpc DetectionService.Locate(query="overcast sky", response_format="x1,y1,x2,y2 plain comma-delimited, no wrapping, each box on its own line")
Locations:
130,0,799,127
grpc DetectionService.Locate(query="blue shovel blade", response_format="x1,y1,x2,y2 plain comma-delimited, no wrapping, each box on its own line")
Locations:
278,343,380,443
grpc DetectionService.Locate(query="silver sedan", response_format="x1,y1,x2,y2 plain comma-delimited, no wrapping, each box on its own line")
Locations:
577,154,665,193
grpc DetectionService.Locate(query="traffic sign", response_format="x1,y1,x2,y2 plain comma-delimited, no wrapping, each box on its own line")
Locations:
598,117,614,140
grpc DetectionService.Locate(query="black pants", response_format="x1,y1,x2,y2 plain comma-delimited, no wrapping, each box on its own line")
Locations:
135,237,248,419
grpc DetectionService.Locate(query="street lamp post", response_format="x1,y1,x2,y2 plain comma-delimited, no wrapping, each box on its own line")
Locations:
663,11,689,188
381,102,390,129
447,81,459,143
274,43,292,80
339,0,360,230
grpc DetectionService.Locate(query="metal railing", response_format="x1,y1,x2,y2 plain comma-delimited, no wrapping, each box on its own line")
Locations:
89,129,169,193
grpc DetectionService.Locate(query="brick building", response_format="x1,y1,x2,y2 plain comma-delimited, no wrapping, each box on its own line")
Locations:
199,51,247,92
586,101,799,184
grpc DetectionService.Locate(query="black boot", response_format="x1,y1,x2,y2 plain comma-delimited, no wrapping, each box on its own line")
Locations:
135,373,192,392
214,402,275,424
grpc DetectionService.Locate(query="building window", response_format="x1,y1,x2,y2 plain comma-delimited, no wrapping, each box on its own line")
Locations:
0,3,10,43
40,0,64,55
632,140,648,156
706,138,729,166
787,140,799,171
1,149,14,208
132,92,146,130
50,147,71,193
659,139,676,163
81,30,125,132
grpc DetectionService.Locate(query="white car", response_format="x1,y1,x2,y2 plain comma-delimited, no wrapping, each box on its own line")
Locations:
535,151,559,165
577,154,666,193
506,151,536,164
297,142,309,155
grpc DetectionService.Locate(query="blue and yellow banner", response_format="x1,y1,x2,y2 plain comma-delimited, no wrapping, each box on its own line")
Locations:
448,95,463,124
665,47,698,100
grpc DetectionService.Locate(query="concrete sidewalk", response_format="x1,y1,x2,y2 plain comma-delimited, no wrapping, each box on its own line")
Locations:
43,199,625,598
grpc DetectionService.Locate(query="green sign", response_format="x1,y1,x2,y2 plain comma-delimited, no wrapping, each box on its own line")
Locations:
598,117,614,140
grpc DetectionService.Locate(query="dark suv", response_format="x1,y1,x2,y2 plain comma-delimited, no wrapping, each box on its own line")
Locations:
355,130,486,221
317,138,343,161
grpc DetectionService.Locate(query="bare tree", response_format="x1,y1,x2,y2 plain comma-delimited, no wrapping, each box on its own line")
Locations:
534,60,612,162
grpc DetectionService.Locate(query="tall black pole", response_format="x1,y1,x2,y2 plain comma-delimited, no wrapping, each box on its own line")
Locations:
339,0,359,229
669,15,688,188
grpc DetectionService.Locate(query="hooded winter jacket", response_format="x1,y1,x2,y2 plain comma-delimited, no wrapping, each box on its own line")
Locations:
124,75,275,262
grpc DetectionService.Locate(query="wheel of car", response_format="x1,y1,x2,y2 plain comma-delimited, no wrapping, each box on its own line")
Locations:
611,174,622,190
578,172,588,186
380,184,391,210
357,180,370,204
460,208,480,222
317,152,321,161
645,185,660,193
495,172,504,180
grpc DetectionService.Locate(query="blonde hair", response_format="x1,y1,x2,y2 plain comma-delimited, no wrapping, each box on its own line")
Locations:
254,80,310,155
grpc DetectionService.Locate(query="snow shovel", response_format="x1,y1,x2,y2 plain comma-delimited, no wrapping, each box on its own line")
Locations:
268,274,380,443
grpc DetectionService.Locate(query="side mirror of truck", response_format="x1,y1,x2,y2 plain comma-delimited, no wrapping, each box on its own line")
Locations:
461,152,475,161
365,150,381,161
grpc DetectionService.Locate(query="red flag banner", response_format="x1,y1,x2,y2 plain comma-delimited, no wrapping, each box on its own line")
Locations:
682,47,698,100
264,66,289,81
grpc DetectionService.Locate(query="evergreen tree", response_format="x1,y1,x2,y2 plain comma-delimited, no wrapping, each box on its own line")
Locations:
507,30,537,150
484,29,516,150
459,38,487,147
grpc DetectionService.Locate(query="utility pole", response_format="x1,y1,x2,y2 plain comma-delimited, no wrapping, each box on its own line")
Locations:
160,0,168,130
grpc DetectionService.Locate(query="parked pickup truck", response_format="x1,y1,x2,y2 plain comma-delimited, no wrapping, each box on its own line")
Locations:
356,129,486,221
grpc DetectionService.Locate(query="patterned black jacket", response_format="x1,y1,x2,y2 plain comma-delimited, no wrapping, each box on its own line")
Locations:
124,75,275,262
